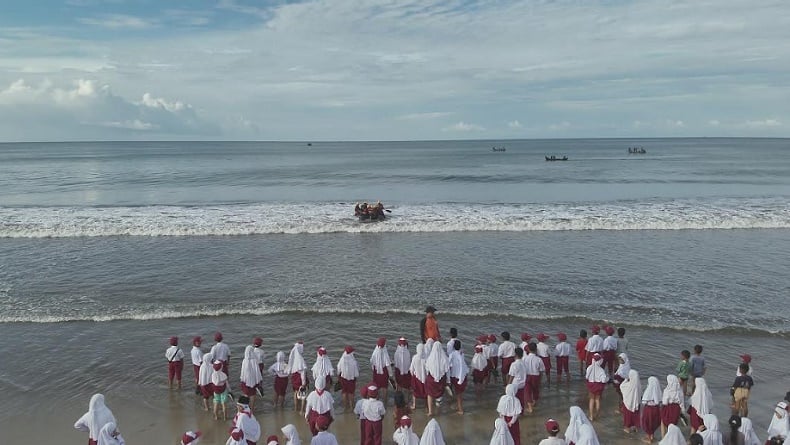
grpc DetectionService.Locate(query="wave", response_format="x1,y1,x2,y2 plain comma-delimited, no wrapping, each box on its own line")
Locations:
2,306,786,336
1,198,789,238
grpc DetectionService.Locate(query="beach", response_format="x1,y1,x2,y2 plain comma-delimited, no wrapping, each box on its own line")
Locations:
1,139,789,444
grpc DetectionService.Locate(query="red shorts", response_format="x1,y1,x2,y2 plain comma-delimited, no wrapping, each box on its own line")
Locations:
411,376,426,399
168,360,184,380
451,376,467,394
274,376,288,396
501,357,515,376
426,376,446,398
291,372,305,390
660,403,681,426
240,382,257,397
525,375,541,403
339,376,356,395
395,369,411,389
642,404,660,434
540,356,551,371
556,356,569,376
586,381,605,395
372,368,390,389
472,369,487,384
622,406,640,428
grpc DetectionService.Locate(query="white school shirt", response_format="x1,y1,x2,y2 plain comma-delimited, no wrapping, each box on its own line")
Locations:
190,346,203,366
585,335,603,352
524,353,545,376
488,342,499,358
555,342,571,357
536,342,550,358
498,341,515,358
602,336,618,351
353,399,367,420
538,438,566,445
508,359,527,388
736,364,754,377
211,341,231,362
446,338,457,356
165,345,185,362
310,431,339,445
253,347,265,366
361,398,386,422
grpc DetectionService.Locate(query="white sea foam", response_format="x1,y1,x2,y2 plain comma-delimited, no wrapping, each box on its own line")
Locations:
0,198,788,238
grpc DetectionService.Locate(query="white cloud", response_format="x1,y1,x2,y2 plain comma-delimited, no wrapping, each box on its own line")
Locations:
708,119,720,126
666,119,685,128
397,112,453,120
548,121,571,131
99,119,157,130
443,121,485,132
507,120,522,128
78,14,155,29
744,119,782,128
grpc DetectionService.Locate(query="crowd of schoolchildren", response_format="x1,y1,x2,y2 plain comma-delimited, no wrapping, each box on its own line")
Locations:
74,307,787,445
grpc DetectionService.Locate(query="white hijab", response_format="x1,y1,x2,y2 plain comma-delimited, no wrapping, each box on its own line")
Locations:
394,343,412,373
615,353,631,379
370,344,392,374
471,348,487,371
75,393,117,440
410,344,428,383
448,349,469,383
311,350,334,380
621,369,642,412
566,406,592,444
690,377,713,415
768,404,789,438
424,339,435,358
496,384,522,417
700,413,723,445
575,423,600,445
337,350,359,379
270,351,287,375
489,418,515,445
425,341,449,379
97,422,124,445
306,376,334,413
235,406,261,443
199,352,215,386
394,424,420,445
287,343,306,374
419,418,446,445
658,424,686,445
739,417,761,445
642,376,662,406
240,345,263,386
585,359,607,383
212,362,228,387
281,423,301,445
662,375,685,410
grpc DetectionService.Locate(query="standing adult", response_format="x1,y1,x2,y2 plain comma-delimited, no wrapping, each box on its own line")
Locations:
420,306,440,343
74,393,117,445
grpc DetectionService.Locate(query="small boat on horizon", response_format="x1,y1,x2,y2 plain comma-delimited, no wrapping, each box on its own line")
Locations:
545,155,568,161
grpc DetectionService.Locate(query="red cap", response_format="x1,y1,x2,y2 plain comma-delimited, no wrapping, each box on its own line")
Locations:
214,332,223,342
266,435,279,445
367,384,379,398
181,431,202,445
344,345,354,354
317,346,327,356
359,385,368,398
557,332,567,341
398,337,408,345
537,333,549,342
476,335,487,343
604,325,615,335
315,415,331,430
740,354,752,363
253,337,262,347
169,336,178,346
376,337,386,347
591,325,600,334
545,419,560,433
192,336,202,345
487,334,496,342
399,415,412,427
520,332,531,342
213,361,222,370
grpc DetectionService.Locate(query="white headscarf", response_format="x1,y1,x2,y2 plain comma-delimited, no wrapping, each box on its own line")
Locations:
585,358,607,383
370,343,392,374
199,352,215,386
270,351,288,376
566,405,592,444
393,421,420,445
658,424,686,445
642,376,662,406
448,349,469,383
424,339,435,358
419,418,446,445
241,345,263,387
699,413,723,445
410,344,428,383
305,376,333,414
575,423,600,445
471,348,487,371
425,341,449,379
489,418,515,445
690,377,713,416
235,406,261,443
337,350,359,380
621,369,642,412
311,349,334,381
662,375,685,410
496,384,522,417
97,422,124,445
212,362,228,387
615,353,631,380
739,417,761,445
281,423,301,445
394,342,412,373
287,343,306,374
74,393,117,441
768,403,789,438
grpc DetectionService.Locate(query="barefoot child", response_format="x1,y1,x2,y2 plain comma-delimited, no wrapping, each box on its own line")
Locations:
602,326,618,376
688,345,706,395
447,339,469,414
731,363,754,417
336,345,359,410
676,350,691,396
394,338,412,399
584,326,604,367
370,338,394,406
190,337,203,390
487,334,500,384
497,384,523,445
287,342,308,413
576,329,588,378
425,340,450,416
471,344,488,398
210,332,231,375
311,346,335,391
688,377,712,434
641,376,662,443
660,375,684,437
239,345,263,410
523,343,546,413
268,351,289,408
498,331,517,388
165,336,185,390
585,353,607,421
620,369,641,434
408,343,428,411
197,352,215,411
554,332,571,383
536,333,552,387
211,360,230,420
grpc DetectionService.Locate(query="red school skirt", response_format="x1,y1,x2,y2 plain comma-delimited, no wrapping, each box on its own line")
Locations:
425,375,446,398
395,368,411,390
622,406,640,428
291,372,305,391
411,376,426,399
503,416,521,445
660,403,681,426
339,376,356,395
274,376,288,396
372,368,390,389
642,404,661,434
451,376,467,394
586,381,605,395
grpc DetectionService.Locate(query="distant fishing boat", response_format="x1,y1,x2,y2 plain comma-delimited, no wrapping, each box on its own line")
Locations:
545,155,568,161
491,146,506,152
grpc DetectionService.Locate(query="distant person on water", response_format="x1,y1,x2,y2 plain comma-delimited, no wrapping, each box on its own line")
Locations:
165,336,185,389
420,306,440,343
74,393,117,445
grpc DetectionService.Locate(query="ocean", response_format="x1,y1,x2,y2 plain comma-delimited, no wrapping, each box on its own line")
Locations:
1,138,789,444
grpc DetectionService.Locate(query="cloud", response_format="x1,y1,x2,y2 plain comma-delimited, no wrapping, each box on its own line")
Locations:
744,119,782,128
397,112,454,120
708,119,720,126
78,14,155,29
507,120,522,128
666,119,685,128
443,121,485,132
548,121,571,131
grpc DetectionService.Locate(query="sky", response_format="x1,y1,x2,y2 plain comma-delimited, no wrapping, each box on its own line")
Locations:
0,0,788,141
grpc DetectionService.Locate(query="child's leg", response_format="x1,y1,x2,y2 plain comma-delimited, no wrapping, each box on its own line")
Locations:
588,392,595,421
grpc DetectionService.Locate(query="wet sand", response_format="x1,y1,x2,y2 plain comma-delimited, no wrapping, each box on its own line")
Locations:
1,313,788,444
